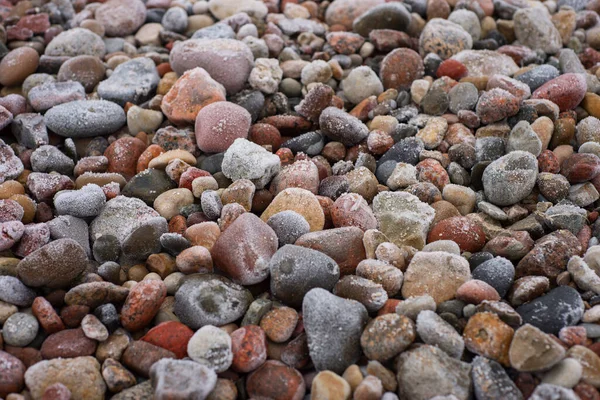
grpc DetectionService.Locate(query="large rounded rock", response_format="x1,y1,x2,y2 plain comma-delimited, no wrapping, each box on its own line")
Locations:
195,102,251,153
174,274,253,330
45,28,105,57
90,195,161,246
513,8,562,54
401,251,471,305
482,151,538,206
95,0,146,37
17,238,87,289
170,39,254,95
24,357,106,400
419,19,473,60
516,230,581,281
0,276,36,307
352,2,411,37
380,48,424,91
0,48,39,87
303,288,368,374
509,324,566,371
44,100,126,138
270,245,340,308
211,213,278,285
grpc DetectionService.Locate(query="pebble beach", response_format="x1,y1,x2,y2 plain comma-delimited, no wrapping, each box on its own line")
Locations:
0,0,600,399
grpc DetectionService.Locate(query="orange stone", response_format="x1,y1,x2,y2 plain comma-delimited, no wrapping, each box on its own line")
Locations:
137,144,165,173
140,321,194,359
463,312,514,366
161,67,226,126
231,325,267,373
120,280,167,332
32,296,65,334
104,137,147,180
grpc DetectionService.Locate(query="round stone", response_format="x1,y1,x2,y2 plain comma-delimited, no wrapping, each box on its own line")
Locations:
3,312,39,347
380,48,424,92
195,102,251,153
44,100,126,138
187,325,233,373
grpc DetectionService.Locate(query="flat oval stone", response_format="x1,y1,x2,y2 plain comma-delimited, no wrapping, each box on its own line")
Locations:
41,328,97,359
532,73,587,112
44,100,126,138
17,238,87,289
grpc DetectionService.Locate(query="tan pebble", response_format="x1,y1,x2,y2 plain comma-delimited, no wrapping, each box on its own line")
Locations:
342,364,363,393
312,370,351,400
0,181,25,199
148,150,196,169
153,188,194,219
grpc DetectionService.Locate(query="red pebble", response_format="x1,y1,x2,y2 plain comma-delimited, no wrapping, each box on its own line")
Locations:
561,153,600,183
455,280,501,304
178,167,211,190
140,321,194,359
104,137,146,180
436,59,468,80
246,360,306,400
559,326,588,347
32,296,65,334
538,150,561,173
428,216,486,253
40,328,97,359
120,280,167,332
231,325,268,373
532,73,587,112
416,158,450,191
377,299,402,316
